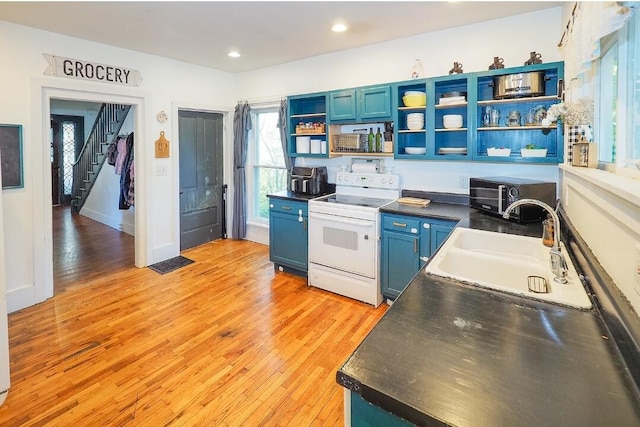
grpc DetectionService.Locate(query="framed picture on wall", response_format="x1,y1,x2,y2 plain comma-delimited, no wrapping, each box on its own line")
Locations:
0,124,24,189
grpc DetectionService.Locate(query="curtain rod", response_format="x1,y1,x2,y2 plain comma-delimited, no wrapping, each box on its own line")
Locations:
557,2,578,48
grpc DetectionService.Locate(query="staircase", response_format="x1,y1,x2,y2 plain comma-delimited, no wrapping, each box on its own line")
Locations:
71,103,131,213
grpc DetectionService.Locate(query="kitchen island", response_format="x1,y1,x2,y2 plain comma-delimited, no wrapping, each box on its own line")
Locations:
337,197,640,426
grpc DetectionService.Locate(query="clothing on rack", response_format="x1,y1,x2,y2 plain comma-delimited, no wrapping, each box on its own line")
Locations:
114,134,129,175
119,132,135,210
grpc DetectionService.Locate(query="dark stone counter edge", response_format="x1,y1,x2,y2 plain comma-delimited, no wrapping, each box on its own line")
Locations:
336,201,640,425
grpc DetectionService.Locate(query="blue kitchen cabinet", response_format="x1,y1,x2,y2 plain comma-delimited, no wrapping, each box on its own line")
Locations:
381,213,455,300
268,197,308,276
472,61,564,163
288,93,328,158
394,79,429,158
328,85,392,123
430,223,455,254
350,391,414,426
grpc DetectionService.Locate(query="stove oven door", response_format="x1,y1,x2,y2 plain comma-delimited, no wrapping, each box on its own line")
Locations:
308,211,377,278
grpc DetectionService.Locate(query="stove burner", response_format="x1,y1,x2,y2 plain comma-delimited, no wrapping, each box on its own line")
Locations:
318,194,394,209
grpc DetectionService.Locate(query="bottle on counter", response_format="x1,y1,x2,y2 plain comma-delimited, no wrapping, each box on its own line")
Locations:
368,128,374,153
375,127,383,153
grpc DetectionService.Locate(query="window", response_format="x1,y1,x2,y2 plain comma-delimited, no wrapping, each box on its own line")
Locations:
595,10,640,173
247,107,287,224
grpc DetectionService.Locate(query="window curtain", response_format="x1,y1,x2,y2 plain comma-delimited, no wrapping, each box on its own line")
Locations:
277,98,293,172
561,2,633,80
232,101,252,239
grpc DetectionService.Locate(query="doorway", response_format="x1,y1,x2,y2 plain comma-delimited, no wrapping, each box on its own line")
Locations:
50,100,135,294
178,110,225,250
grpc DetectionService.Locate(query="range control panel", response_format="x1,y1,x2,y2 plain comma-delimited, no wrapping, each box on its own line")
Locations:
336,171,400,190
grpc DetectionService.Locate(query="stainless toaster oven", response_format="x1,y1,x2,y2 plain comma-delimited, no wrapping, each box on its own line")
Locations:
469,177,557,223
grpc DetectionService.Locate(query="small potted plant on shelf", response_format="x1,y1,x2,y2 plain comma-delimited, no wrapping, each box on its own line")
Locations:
521,144,548,157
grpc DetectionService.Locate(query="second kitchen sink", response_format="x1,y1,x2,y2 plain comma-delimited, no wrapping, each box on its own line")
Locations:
424,227,592,309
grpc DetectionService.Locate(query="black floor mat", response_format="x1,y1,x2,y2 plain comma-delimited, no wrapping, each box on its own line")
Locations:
148,256,195,274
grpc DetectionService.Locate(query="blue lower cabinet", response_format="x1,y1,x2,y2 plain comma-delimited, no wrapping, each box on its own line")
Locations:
382,231,421,298
381,213,455,300
351,392,414,426
268,198,308,276
430,223,455,254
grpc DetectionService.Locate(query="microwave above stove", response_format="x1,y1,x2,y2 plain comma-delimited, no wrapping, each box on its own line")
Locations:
469,177,556,223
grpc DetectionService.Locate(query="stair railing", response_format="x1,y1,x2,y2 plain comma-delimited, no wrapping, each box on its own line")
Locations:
71,103,131,213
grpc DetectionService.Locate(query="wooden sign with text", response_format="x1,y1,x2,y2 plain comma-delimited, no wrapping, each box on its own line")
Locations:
43,54,143,87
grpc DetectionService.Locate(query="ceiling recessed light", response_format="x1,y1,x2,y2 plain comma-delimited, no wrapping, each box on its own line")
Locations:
332,23,348,33
228,51,241,58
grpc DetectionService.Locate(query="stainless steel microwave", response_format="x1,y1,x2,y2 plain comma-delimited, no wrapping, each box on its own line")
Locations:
469,177,557,223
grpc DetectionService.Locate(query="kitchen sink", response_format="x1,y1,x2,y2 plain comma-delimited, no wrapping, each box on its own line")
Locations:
424,227,592,309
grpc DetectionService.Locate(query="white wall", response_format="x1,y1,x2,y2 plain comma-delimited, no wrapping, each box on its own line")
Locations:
0,20,236,312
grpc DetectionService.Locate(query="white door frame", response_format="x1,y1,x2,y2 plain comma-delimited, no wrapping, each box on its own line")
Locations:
31,77,152,303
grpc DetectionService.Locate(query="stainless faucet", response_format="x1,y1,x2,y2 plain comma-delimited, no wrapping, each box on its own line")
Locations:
502,199,568,284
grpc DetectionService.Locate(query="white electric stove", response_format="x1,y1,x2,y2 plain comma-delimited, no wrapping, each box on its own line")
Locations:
307,171,400,307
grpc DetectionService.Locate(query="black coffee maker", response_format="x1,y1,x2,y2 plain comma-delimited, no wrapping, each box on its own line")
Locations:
288,166,328,195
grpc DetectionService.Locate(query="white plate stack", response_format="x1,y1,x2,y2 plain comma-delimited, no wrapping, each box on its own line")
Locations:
407,112,425,130
438,96,466,105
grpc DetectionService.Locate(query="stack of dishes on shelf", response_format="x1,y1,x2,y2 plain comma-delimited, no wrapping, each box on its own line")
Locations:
438,147,467,155
442,114,463,129
439,91,466,105
407,112,425,130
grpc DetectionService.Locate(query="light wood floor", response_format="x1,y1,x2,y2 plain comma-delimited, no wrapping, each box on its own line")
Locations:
1,209,388,426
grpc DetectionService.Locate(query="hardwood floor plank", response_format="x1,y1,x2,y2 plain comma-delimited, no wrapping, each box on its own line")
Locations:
0,211,388,425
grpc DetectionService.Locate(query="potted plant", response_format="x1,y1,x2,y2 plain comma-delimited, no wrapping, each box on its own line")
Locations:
521,144,548,157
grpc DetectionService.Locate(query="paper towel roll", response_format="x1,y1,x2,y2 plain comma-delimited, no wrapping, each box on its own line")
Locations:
351,163,378,173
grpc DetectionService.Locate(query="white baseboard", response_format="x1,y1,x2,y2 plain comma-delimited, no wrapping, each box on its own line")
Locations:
7,284,38,314
80,207,135,236
245,223,269,245
152,243,179,265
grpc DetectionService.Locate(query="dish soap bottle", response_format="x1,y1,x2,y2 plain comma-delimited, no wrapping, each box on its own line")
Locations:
375,127,383,153
410,59,425,79
368,128,374,153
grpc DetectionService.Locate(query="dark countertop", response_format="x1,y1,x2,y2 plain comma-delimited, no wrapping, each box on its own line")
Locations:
338,199,640,426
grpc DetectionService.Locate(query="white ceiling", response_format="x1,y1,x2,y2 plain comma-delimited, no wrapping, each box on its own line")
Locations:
0,1,565,73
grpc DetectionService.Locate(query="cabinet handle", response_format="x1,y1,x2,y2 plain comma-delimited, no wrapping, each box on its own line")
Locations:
414,239,418,253
423,223,430,229
303,218,307,231
282,206,292,210
392,222,407,228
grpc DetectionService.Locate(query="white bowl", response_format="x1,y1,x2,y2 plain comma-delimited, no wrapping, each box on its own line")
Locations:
443,114,463,121
443,122,463,129
405,147,427,155
407,122,424,130
407,112,424,120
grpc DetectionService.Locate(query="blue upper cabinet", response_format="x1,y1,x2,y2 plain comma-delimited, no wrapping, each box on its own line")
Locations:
472,61,564,164
329,90,357,121
288,93,328,158
328,85,392,123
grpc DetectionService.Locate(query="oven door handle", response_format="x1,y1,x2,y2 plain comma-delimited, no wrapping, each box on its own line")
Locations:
309,211,373,228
